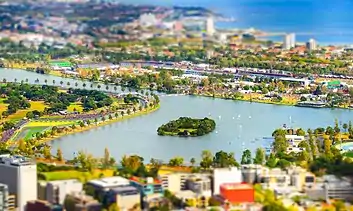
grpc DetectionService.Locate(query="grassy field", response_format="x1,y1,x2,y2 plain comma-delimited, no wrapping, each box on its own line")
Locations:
26,121,76,127
40,169,115,182
0,101,47,121
67,102,84,113
13,126,49,141
344,151,353,158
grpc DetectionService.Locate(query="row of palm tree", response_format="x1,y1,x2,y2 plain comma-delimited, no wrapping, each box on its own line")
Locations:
1,77,154,96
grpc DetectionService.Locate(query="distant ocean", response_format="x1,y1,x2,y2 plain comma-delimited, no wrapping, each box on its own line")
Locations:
121,0,353,45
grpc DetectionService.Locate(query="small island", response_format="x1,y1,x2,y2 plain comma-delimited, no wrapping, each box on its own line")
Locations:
157,117,216,137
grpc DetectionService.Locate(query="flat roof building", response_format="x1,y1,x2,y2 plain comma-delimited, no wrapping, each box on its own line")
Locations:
213,167,242,195
26,200,63,211
0,154,37,211
46,179,83,205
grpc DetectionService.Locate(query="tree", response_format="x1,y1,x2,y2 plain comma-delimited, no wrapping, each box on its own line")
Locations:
18,140,27,153
44,79,48,84
43,145,51,160
266,153,277,168
241,149,252,164
253,148,265,165
190,157,196,166
103,147,111,168
57,148,63,161
169,156,184,166
200,150,213,169
343,123,348,132
213,151,239,168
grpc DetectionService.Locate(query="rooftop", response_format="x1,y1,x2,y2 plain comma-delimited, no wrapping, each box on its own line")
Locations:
130,176,162,185
110,185,139,195
87,176,130,188
48,179,82,186
221,183,253,190
0,154,36,166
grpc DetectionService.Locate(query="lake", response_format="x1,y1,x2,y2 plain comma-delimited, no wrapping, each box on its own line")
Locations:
0,68,352,162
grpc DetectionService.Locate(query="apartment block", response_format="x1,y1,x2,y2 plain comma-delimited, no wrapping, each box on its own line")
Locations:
175,190,208,208
0,183,9,211
159,173,189,193
258,168,291,189
46,179,83,205
0,154,37,211
305,175,353,201
186,175,212,197
106,185,140,210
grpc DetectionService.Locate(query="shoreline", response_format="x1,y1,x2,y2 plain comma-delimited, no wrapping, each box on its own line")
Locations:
3,67,352,111
31,104,160,145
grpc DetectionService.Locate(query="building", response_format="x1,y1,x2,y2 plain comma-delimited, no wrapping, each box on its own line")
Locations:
0,183,9,211
220,183,255,204
241,164,263,184
106,185,140,210
0,154,37,211
213,167,242,195
64,192,102,211
258,168,291,189
129,177,163,208
85,176,130,198
305,175,353,201
306,38,317,51
26,200,63,211
186,175,212,197
46,179,83,205
144,194,172,210
159,173,189,193
139,13,158,27
283,33,296,50
206,17,215,36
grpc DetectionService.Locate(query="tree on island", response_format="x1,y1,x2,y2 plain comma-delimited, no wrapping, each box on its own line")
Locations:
157,117,216,137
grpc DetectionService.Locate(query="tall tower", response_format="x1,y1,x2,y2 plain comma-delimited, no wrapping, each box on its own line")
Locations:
0,155,37,211
283,33,296,50
306,38,317,51
206,17,215,36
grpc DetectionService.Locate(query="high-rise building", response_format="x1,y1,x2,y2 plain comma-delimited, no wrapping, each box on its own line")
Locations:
0,183,9,211
206,17,215,36
306,38,317,51
0,154,37,211
283,33,296,50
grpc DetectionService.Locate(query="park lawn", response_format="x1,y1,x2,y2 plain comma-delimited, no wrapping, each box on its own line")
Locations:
1,101,47,120
23,126,49,140
26,121,76,127
67,103,84,113
40,169,115,182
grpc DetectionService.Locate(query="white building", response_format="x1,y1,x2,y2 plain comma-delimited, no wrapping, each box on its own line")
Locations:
213,167,242,195
0,155,37,211
139,13,158,27
283,33,296,50
46,179,83,205
306,38,317,51
206,17,215,36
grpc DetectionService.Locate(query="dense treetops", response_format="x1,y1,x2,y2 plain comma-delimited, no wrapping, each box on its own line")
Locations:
157,117,216,137
0,83,113,116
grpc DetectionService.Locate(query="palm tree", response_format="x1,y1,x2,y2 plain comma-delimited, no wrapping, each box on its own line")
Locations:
121,111,124,116
127,109,131,115
2,78,5,83
67,82,70,86
25,78,29,83
114,86,117,92
52,80,55,85
75,82,78,87
105,86,109,91
133,107,137,113
97,84,101,90
190,158,196,166
114,113,119,118
90,84,93,88
44,79,48,84
14,78,17,83
83,83,87,89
